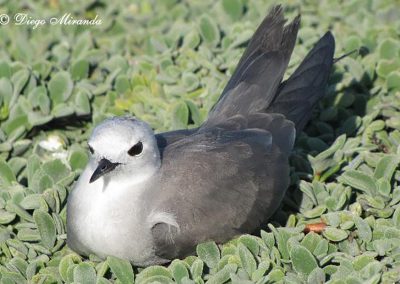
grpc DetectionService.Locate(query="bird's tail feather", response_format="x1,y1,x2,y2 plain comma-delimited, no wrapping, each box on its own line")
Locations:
220,5,299,96
204,6,335,133
267,32,335,132
205,6,300,127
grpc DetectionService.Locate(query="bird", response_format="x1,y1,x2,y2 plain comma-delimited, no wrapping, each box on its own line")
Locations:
66,5,335,267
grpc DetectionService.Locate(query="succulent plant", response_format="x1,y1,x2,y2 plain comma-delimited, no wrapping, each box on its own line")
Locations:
1,0,400,283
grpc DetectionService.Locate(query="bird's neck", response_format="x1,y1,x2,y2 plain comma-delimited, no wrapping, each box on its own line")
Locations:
109,162,160,189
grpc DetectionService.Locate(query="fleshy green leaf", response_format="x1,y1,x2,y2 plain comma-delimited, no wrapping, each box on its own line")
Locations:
107,256,134,284
190,259,204,279
290,245,318,276
323,227,349,242
59,254,81,282
170,260,189,284
136,266,172,283
374,155,400,180
0,77,13,106
48,71,73,105
172,101,189,129
33,209,56,249
238,243,257,277
0,159,16,185
198,15,220,46
222,0,243,20
379,39,400,60
42,159,70,184
0,209,16,224
196,241,220,269
73,263,97,284
205,264,237,284
74,90,91,115
387,71,400,90
71,59,89,81
338,170,377,195
353,216,372,242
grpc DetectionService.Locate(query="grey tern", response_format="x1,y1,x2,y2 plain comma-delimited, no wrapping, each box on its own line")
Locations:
67,6,335,266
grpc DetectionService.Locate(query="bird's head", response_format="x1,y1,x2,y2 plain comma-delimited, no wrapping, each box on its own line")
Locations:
87,116,160,184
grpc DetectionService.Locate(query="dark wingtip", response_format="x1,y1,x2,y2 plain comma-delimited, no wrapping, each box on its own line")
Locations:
292,14,301,26
267,30,336,132
305,31,335,64
320,31,336,63
259,5,284,29
318,31,336,53
280,14,301,55
284,14,301,34
270,4,283,15
322,31,335,46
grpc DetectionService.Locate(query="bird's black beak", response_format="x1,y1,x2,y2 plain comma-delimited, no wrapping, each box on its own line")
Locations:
89,158,120,183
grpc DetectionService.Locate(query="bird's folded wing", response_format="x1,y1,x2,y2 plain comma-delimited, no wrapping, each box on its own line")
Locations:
148,128,290,259
155,128,198,158
217,5,299,101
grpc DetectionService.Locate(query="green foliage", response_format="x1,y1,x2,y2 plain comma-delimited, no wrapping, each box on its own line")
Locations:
290,245,318,277
0,0,400,283
196,241,220,269
33,209,56,249
107,256,135,283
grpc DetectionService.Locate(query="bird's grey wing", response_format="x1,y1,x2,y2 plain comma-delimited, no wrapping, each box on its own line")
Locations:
155,128,197,158
148,125,292,259
268,32,335,132
208,6,300,119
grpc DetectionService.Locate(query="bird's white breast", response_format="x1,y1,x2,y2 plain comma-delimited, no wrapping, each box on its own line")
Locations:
67,162,162,265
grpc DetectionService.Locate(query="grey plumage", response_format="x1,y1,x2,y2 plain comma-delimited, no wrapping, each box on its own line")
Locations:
67,5,335,266
151,7,334,259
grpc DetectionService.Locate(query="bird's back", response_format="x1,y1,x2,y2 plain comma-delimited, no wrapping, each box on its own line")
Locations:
149,5,335,260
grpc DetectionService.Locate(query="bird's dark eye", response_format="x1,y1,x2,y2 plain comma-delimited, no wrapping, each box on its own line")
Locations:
88,145,94,154
128,141,143,156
